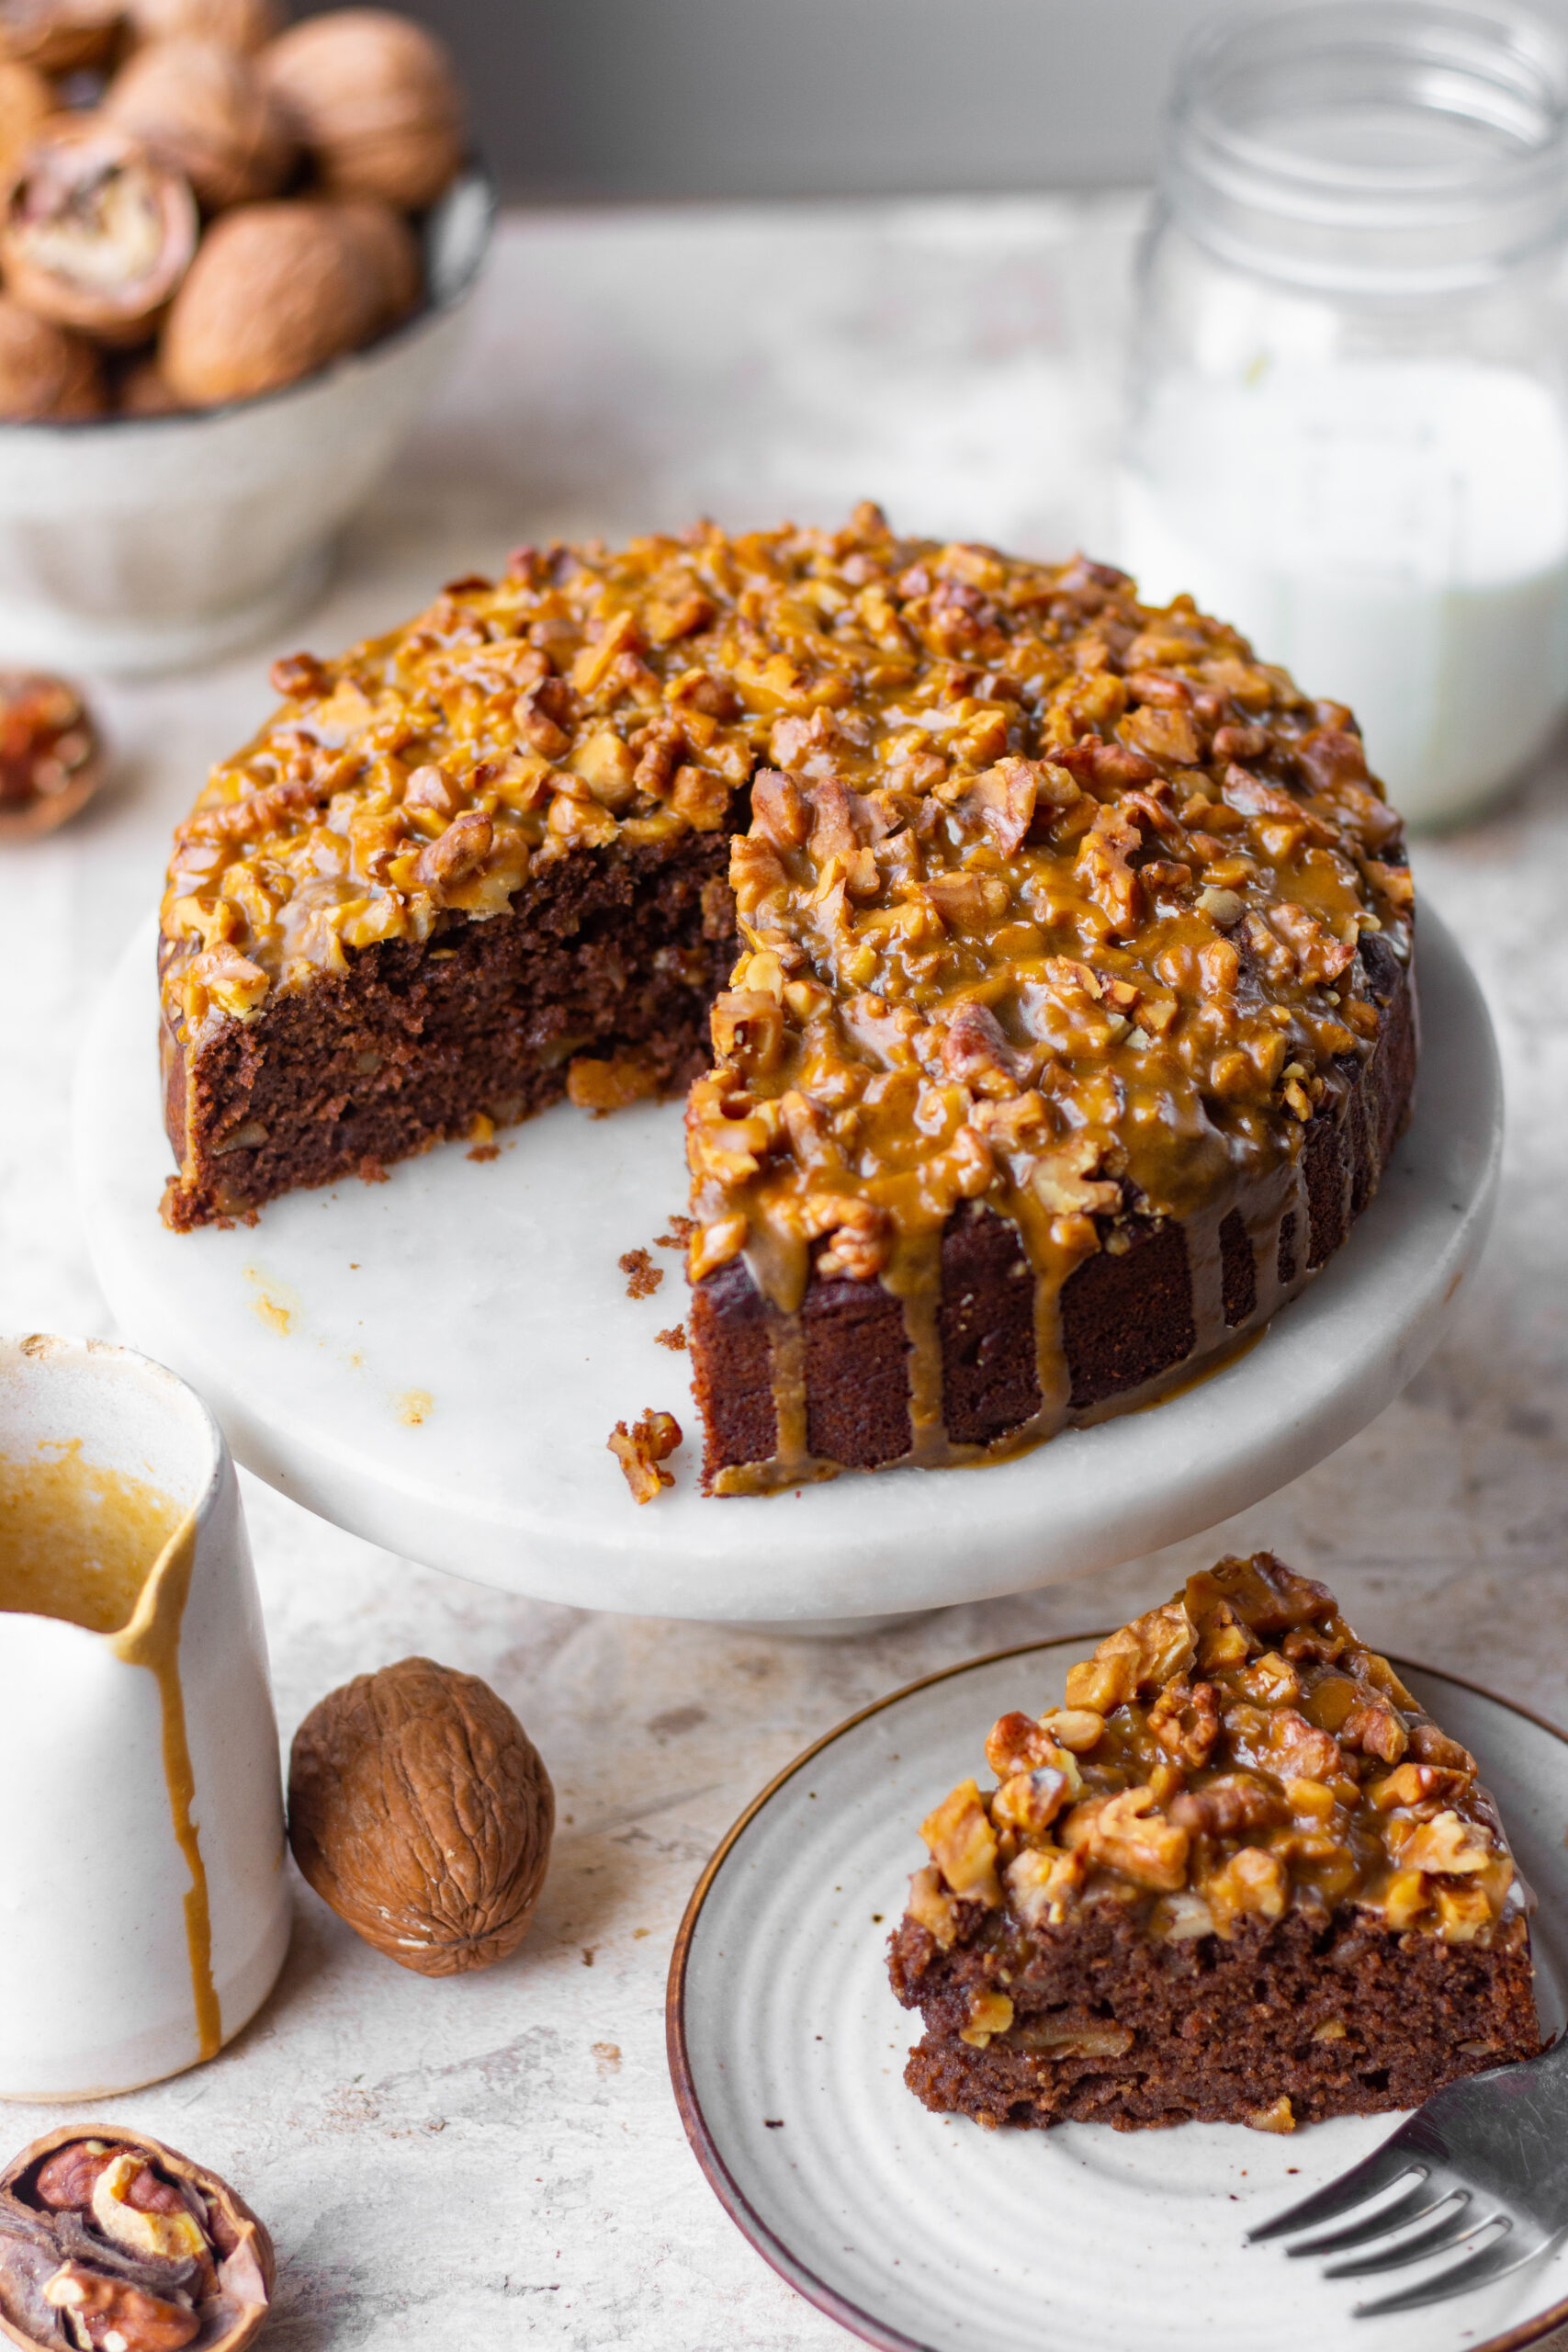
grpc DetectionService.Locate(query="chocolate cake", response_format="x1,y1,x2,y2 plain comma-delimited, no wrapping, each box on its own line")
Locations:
158,507,1416,1495
889,1553,1538,2133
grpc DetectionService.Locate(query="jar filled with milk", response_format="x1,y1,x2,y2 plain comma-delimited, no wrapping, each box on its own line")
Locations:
1118,0,1568,825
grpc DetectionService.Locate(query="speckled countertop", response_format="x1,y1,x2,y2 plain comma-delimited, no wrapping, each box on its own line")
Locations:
2,198,1567,2349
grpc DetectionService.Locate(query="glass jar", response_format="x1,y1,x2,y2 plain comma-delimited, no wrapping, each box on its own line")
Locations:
1116,0,1568,826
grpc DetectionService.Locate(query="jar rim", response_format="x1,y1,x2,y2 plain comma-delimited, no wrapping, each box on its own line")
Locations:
1167,0,1568,289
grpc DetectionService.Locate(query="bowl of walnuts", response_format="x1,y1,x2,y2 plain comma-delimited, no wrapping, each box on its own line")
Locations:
0,0,492,672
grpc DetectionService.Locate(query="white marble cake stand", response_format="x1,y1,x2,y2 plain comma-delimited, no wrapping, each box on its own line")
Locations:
73,909,1498,1625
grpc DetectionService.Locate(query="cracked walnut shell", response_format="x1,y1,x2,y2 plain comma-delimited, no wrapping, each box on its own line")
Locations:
0,2125,272,2352
288,1656,555,1976
0,118,197,345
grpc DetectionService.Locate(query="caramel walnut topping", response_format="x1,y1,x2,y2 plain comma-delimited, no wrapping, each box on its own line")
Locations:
161,513,1409,1306
680,511,1408,1317
906,1553,1518,1959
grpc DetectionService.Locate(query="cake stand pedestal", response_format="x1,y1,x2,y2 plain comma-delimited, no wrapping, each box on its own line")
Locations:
73,910,1499,1625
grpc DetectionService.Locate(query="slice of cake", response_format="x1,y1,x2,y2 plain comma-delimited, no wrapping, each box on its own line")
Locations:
159,509,1416,1493
889,1553,1537,2132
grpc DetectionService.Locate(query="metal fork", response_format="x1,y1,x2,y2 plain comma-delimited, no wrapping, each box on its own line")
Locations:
1247,2030,1568,2318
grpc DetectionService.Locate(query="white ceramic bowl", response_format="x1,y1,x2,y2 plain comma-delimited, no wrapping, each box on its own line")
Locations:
0,170,493,675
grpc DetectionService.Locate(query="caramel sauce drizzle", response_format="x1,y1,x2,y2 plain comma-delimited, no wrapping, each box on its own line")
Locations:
113,1513,222,2064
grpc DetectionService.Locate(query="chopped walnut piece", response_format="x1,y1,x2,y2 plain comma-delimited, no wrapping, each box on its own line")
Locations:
1204,1844,1288,1934
992,1764,1076,1837
1398,1809,1495,1876
607,1408,682,1503
1246,2096,1296,2134
1340,1699,1408,1765
1433,1882,1495,1942
1146,1677,1221,1769
1039,1707,1106,1754
1407,1722,1476,1771
959,1987,1014,2048
1065,1602,1196,1713
985,1711,1079,1779
1061,1786,1190,1892
905,1862,963,1951
920,1779,1002,1908
1169,1772,1282,1839
1005,1842,1085,1926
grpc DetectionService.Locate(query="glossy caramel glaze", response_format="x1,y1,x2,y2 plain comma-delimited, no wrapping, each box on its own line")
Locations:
908,1555,1521,2007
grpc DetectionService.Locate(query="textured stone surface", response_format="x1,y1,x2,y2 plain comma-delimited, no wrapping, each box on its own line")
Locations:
2,199,1567,2347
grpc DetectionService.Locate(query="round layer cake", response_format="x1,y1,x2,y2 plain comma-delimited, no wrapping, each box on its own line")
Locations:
156,505,1416,1496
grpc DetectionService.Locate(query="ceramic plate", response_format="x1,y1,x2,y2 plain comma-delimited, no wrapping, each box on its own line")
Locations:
74,910,1496,1622
668,1641,1568,2352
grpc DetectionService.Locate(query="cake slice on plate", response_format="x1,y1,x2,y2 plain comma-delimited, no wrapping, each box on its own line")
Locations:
889,1552,1538,2132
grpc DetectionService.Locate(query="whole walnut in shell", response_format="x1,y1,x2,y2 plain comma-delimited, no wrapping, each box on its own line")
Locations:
105,35,293,209
259,7,463,208
0,117,197,343
0,292,102,416
321,193,419,332
288,1656,555,1976
0,0,121,74
159,196,388,402
128,0,279,51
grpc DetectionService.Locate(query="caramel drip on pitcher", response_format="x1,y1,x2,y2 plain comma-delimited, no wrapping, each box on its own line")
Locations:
113,1515,221,2064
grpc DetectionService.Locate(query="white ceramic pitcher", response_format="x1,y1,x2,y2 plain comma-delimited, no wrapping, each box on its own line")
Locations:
0,1334,291,2098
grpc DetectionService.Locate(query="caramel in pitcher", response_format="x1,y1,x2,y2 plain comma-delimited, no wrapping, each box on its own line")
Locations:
0,1441,184,1634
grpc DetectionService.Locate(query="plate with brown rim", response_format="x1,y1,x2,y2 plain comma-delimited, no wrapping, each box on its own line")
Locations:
667,1638,1568,2352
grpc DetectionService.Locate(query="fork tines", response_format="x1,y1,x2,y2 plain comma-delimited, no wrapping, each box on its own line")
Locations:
1249,2151,1554,2319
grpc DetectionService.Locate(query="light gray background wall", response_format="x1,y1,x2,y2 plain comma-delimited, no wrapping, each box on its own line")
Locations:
302,0,1568,201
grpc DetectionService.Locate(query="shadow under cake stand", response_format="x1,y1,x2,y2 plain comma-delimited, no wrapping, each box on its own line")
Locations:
73,908,1498,1627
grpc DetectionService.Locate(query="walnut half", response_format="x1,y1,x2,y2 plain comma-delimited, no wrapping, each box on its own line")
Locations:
288,1657,555,1977
0,2126,272,2352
